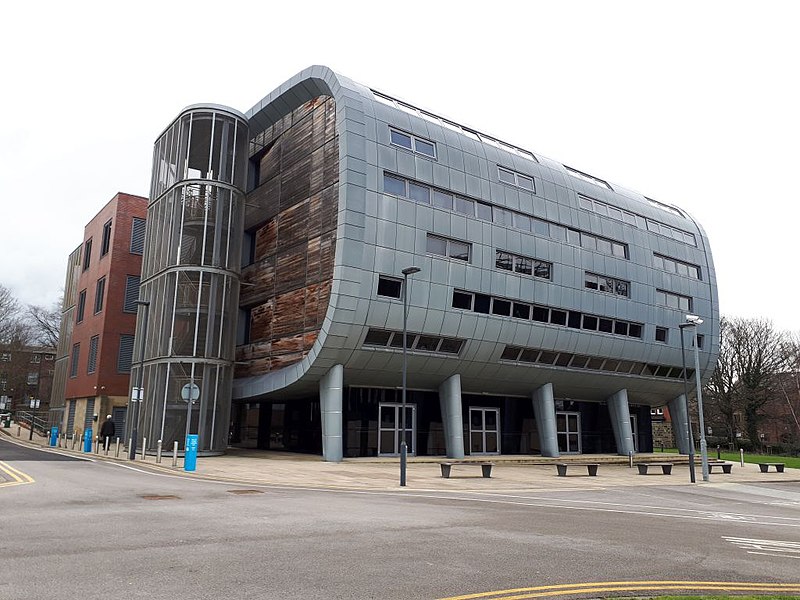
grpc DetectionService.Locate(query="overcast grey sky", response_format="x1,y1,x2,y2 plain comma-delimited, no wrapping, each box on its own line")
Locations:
1,1,798,332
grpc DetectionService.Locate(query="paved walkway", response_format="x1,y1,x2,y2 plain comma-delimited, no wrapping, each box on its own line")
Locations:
1,426,796,492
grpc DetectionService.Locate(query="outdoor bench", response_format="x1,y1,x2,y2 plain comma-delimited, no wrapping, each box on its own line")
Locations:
758,462,785,473
439,461,494,478
556,463,599,477
707,462,733,474
636,462,673,475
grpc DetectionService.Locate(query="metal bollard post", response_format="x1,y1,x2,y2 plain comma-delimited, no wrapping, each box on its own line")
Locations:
94,437,100,454
72,435,77,450
16,426,20,437
740,448,744,467
716,445,721,460
115,437,120,458
156,440,163,464
172,441,178,467
628,450,634,468
128,438,133,460
141,437,147,461
104,437,110,455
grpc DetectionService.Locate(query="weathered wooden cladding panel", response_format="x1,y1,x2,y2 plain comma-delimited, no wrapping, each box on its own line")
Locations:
236,96,338,379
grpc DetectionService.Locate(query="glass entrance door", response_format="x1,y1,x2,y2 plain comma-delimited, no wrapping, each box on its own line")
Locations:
378,403,416,456
556,411,581,453
469,407,500,454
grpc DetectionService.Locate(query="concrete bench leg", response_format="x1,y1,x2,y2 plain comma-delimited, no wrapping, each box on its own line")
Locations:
481,464,492,478
587,465,598,476
662,465,673,475
777,464,785,473
557,464,567,477
759,464,768,473
440,464,451,478
722,465,732,474
637,464,648,475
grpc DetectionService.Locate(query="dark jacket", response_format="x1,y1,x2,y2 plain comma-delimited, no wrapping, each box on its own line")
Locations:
100,419,115,439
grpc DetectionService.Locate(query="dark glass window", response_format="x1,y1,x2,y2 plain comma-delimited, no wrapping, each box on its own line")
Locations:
389,333,413,348
76,290,86,323
598,318,613,333
364,329,392,346
515,257,532,275
426,235,447,256
377,276,402,299
538,352,558,364
101,219,112,256
582,315,598,330
534,261,551,279
449,241,470,261
384,173,406,196
432,190,453,210
415,336,440,351
532,306,549,322
614,321,629,336
408,182,430,204
567,311,582,329
570,355,590,368
438,338,463,354
519,349,539,362
473,294,491,314
550,309,567,325
555,353,572,367
452,291,473,310
501,346,521,361
83,239,92,271
491,299,511,316
655,327,668,343
628,323,643,338
414,138,436,158
94,277,106,314
587,357,605,370
512,303,530,320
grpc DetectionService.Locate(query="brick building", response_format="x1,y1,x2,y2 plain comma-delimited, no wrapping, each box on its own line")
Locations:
51,192,147,439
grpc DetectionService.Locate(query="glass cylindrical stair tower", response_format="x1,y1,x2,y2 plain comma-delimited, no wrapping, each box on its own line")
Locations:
129,105,248,453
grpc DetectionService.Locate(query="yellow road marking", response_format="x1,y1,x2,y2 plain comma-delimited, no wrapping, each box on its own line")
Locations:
0,460,35,488
438,580,800,600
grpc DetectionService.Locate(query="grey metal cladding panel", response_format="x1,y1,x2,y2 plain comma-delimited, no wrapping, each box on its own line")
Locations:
416,156,434,182
396,151,416,178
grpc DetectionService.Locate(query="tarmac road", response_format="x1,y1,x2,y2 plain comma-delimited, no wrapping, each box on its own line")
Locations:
1,437,799,600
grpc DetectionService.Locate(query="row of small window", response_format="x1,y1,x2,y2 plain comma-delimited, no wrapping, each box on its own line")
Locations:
656,289,693,312
498,166,535,192
496,251,552,279
374,91,536,161
585,272,630,298
0,353,54,362
500,344,695,380
427,234,471,261
452,290,644,338
383,172,629,259
655,326,704,348
578,193,696,247
81,217,145,272
654,253,701,280
363,328,465,355
389,128,437,159
69,334,134,378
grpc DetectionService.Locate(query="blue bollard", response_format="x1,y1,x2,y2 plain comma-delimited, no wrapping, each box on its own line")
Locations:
184,434,198,472
83,428,93,453
49,427,58,447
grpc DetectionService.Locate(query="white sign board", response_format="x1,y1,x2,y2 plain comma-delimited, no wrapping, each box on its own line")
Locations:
181,383,200,402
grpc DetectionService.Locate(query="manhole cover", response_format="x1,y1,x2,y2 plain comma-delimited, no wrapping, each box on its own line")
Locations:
227,489,264,495
141,494,180,500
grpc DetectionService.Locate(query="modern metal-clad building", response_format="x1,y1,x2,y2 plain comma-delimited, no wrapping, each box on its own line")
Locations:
130,66,718,460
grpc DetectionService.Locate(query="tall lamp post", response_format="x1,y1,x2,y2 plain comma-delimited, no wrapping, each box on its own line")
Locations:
400,266,420,487
678,323,697,483
129,300,150,460
683,314,709,482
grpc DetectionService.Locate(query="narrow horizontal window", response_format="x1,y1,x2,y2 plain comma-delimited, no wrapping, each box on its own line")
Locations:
390,129,413,149
377,276,402,299
389,127,436,159
384,173,406,196
452,291,473,310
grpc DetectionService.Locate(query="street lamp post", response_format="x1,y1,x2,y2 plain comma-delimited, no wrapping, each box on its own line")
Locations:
678,324,697,483
683,314,709,482
400,266,420,487
129,300,150,460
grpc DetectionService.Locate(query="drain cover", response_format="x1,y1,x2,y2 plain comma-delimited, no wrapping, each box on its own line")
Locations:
141,494,180,500
227,489,264,495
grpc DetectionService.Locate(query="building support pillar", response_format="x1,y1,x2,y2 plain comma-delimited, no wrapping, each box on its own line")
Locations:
607,389,635,456
532,383,559,457
438,374,465,459
668,394,691,455
319,364,343,462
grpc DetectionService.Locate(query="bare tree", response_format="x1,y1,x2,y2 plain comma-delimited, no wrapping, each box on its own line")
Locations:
0,284,25,344
26,299,61,349
704,317,739,442
728,318,788,444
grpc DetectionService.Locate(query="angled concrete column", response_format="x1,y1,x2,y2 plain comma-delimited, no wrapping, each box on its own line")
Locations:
607,389,635,456
532,383,559,458
438,374,465,459
668,394,691,455
320,364,344,462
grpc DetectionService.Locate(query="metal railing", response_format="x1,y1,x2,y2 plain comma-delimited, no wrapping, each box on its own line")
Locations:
14,411,49,436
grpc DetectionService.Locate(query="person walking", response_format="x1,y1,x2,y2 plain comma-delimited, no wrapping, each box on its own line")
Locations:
100,414,115,450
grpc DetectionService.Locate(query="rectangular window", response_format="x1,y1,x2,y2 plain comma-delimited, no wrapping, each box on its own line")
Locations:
491,299,511,316
123,275,140,312
82,239,92,270
76,289,87,323
364,329,393,346
585,272,630,298
70,344,80,378
476,202,492,221
496,252,513,271
452,291,473,310
377,276,402,299
389,128,436,159
426,234,470,262
94,277,106,313
654,253,701,280
87,336,99,374
656,289,693,312
117,334,135,373
498,166,535,193
130,217,146,254
408,181,430,204
432,189,453,210
496,250,552,280
383,173,406,197
454,196,474,216
30,354,41,364
655,327,668,343
101,219,112,256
